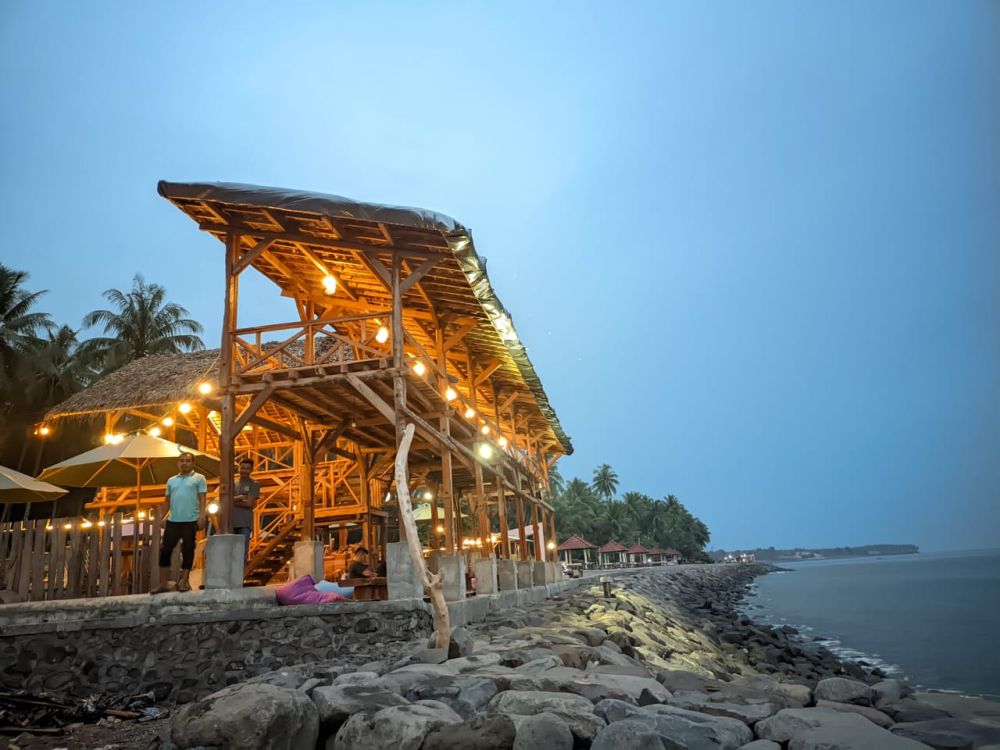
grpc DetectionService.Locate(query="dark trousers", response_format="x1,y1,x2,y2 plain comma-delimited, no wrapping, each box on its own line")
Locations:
160,520,197,570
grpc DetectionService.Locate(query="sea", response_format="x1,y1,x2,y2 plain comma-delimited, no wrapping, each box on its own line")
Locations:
743,548,1000,699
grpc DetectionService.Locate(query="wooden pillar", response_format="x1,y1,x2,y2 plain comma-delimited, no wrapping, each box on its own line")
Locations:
514,493,527,560
474,463,489,557
531,498,543,562
547,508,557,562
496,468,511,559
435,323,455,555
391,254,408,542
218,230,240,535
298,420,315,540
357,452,370,550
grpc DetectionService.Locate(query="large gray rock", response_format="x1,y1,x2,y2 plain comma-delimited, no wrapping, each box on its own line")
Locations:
311,685,409,727
514,655,565,673
669,690,780,725
758,708,929,750
883,697,954,723
910,693,1000,721
171,683,319,750
402,675,498,717
814,677,875,707
891,718,1000,749
513,711,574,750
331,671,380,687
488,690,605,743
871,679,911,707
447,653,504,672
331,702,462,750
594,698,753,749
591,719,676,750
732,675,812,708
815,699,895,728
738,742,781,750
422,714,516,750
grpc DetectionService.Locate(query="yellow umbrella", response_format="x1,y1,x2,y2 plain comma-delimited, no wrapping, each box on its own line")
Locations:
0,464,68,502
39,434,220,490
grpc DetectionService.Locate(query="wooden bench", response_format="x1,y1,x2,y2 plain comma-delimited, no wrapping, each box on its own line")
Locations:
344,576,387,601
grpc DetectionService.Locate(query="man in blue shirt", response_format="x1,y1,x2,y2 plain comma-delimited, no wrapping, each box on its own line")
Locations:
152,451,207,593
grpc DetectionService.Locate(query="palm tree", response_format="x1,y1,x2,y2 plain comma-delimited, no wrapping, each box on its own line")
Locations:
547,465,566,498
80,274,204,373
0,265,52,413
25,326,95,407
591,463,619,502
554,478,601,540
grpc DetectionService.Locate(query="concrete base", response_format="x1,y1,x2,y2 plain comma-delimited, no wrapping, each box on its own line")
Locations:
387,541,424,600
436,554,466,602
473,557,498,595
516,560,534,588
204,534,245,589
532,560,548,586
549,561,562,582
292,541,324,580
497,559,518,591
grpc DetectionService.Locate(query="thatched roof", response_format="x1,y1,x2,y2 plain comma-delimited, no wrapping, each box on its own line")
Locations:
47,350,219,417
558,534,597,551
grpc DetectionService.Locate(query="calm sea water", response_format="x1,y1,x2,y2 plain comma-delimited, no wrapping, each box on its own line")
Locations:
745,548,1000,699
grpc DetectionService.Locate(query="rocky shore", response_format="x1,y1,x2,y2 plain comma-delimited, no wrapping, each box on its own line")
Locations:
7,564,1000,750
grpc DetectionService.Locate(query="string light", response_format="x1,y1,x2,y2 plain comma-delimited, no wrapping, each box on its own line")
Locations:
498,436,509,449
81,520,93,529
104,433,124,445
322,275,337,295
97,521,106,527
148,427,162,437
38,426,51,437
161,417,174,427
464,407,476,419
207,502,220,515
137,511,146,520
445,387,457,401
477,442,494,460
198,382,213,395
412,361,426,377
436,525,445,534
178,403,192,415
547,541,556,550
375,326,389,344
480,425,490,436
63,522,72,530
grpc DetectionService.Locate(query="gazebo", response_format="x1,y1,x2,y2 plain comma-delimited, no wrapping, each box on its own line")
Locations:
626,543,650,566
558,535,597,567
597,539,628,568
648,546,681,565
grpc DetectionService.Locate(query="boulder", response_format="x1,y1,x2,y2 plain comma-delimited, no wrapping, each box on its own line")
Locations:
422,714,517,750
591,719,676,750
891,718,1000,749
447,626,475,658
910,693,1000,721
331,671,380,687
668,691,780,724
514,655,565,673
488,690,605,743
402,675,497,717
738,742,782,750
574,627,609,646
311,685,409,728
757,707,929,750
512,711,574,750
883,698,954,723
171,683,319,750
814,677,875,707
872,679,911,707
330,702,462,750
594,699,753,749
815,699,895,729
447,653,504,672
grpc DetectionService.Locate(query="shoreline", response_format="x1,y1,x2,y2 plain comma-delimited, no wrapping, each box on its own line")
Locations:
9,564,1000,749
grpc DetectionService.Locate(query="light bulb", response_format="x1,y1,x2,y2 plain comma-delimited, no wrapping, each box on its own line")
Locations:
178,403,192,414
412,361,426,377
464,407,476,419
477,442,494,460
198,382,213,395
148,427,162,437
498,436,509,448
81,520,93,529
480,425,490,436
375,326,389,344
207,502,220,515
137,511,146,520
322,275,337,295
161,417,174,427
39,426,51,436
445,387,457,401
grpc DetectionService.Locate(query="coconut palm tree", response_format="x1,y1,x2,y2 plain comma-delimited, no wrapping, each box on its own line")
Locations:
25,326,95,407
591,463,619,502
0,265,52,413
80,274,204,373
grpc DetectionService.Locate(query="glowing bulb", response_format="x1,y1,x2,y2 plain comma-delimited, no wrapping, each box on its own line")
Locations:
178,403,192,414
161,417,174,427
464,407,476,419
198,382,213,395
436,525,445,534
113,434,124,445
547,541,556,550
98,521,106,527
81,520,93,529
207,502,220,515
375,326,389,344
322,275,337,295
104,433,115,445
412,361,426,377
63,522,72,530
45,523,53,531
480,425,490,436
137,511,146,520
148,427,162,437
445,387,457,401
477,442,494,460
499,436,509,448
424,491,434,501
39,426,51,436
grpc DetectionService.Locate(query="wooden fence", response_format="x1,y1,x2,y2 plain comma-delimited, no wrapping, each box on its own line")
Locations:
0,512,169,602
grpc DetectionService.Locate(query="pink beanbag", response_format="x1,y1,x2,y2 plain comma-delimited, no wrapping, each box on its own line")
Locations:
275,574,345,605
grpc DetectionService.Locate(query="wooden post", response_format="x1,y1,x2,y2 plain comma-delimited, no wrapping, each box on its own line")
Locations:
298,418,315,540
435,322,455,555
531,499,543,561
496,466,511,559
391,254,408,541
218,230,241,535
547,508,558,562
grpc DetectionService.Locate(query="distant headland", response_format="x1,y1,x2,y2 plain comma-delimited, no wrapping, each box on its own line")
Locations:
710,544,919,562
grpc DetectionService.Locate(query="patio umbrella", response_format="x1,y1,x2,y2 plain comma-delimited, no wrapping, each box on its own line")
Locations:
0,464,68,502
38,434,220,514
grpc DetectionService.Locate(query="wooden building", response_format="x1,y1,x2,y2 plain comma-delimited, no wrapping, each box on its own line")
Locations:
44,181,573,585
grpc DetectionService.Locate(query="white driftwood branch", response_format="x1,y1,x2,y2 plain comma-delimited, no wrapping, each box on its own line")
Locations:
395,422,451,649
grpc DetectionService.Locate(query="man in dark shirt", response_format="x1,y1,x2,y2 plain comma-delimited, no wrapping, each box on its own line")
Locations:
348,547,375,579
232,458,260,563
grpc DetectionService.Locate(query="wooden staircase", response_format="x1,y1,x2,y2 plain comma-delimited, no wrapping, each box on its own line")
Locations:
243,517,302,587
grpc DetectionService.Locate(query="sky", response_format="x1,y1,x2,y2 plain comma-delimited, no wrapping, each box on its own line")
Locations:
1,2,997,552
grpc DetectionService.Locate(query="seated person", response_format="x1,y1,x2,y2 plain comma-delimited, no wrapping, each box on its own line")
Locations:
347,547,375,579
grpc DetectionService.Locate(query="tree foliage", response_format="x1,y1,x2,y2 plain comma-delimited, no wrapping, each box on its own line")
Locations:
553,465,711,561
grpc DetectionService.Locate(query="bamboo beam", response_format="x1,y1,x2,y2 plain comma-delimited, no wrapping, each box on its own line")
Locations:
219,230,240,534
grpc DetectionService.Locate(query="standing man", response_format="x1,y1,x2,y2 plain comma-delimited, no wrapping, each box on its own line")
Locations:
153,451,207,593
232,457,260,564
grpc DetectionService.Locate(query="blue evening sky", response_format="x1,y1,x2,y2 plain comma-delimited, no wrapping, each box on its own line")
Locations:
2,2,997,552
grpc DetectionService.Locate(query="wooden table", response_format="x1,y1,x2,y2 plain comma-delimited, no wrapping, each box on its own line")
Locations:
344,576,387,601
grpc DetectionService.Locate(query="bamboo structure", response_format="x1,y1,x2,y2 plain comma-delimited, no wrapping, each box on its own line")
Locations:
42,181,572,587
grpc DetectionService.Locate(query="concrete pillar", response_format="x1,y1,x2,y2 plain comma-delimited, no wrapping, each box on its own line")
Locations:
204,534,245,589
473,557,498,595
547,561,562,582
292,540,324,580
386,541,424,600
516,560,534,588
497,559,518,591
436,554,466,602
533,560,548,586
